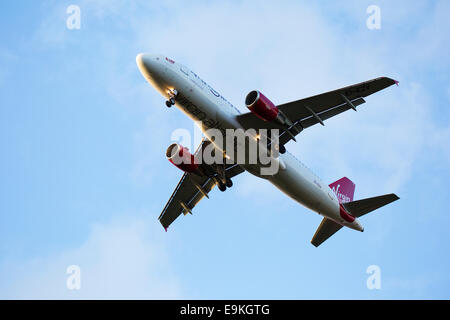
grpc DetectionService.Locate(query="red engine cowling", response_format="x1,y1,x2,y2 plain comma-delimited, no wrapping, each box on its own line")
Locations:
245,90,279,122
166,143,199,173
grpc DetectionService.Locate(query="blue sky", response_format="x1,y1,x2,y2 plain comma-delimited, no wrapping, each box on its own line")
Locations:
0,0,449,299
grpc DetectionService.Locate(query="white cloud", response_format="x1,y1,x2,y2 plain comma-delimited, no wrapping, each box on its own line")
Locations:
0,215,181,299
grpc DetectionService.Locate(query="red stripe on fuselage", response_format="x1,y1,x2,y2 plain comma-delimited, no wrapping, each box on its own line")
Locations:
339,204,355,223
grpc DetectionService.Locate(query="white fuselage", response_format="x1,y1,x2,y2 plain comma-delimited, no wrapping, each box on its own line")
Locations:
136,54,363,231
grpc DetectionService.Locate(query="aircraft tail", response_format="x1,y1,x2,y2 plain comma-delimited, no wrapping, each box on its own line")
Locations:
311,177,399,247
328,177,355,204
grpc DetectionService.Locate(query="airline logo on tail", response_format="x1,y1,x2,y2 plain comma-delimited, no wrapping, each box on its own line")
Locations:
329,177,355,204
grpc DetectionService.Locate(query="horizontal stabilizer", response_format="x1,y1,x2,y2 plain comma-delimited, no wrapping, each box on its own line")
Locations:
311,193,399,247
311,218,343,247
342,194,399,218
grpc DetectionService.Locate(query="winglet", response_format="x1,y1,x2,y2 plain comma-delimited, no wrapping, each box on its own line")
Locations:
394,80,399,86
164,226,168,232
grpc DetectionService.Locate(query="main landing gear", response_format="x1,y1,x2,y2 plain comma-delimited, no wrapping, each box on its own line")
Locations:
218,178,233,192
165,89,178,108
216,163,233,192
218,182,226,192
165,99,174,108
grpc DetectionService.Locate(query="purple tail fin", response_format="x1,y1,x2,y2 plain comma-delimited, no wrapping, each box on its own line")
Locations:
329,177,355,204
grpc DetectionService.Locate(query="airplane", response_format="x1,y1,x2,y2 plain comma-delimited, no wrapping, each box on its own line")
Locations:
136,53,400,247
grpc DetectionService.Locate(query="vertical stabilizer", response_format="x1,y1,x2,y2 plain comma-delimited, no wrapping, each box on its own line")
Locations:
329,177,355,203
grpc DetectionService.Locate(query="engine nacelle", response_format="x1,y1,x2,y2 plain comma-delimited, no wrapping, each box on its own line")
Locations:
245,90,279,122
166,143,199,173
245,90,300,142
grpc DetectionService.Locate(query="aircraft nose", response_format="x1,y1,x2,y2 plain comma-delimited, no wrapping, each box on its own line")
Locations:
136,52,145,67
136,53,163,81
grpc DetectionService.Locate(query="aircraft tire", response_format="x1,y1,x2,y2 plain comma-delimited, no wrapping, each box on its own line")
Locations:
218,182,226,192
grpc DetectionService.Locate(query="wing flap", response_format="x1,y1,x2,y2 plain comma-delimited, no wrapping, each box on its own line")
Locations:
299,97,365,130
186,177,216,209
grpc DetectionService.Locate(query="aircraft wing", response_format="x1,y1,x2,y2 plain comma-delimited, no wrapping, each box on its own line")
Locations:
159,139,245,230
236,77,398,146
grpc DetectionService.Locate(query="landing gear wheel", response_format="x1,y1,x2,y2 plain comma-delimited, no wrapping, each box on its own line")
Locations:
218,182,226,192
226,178,233,188
165,100,172,108
279,144,286,154
169,97,175,105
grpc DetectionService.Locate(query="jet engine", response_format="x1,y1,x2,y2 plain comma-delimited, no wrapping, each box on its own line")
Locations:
245,90,301,142
245,90,279,122
166,143,199,173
